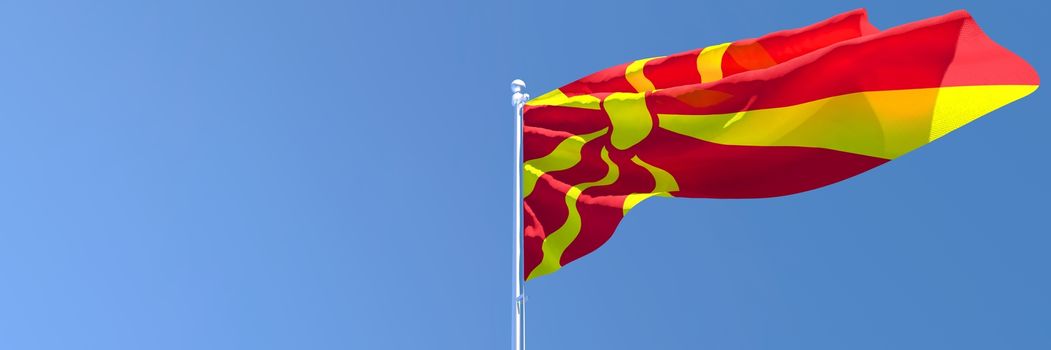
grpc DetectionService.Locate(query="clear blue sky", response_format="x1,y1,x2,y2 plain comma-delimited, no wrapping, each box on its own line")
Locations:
0,1,1047,349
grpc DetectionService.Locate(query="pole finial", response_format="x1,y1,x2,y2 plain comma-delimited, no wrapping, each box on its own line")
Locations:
511,79,529,108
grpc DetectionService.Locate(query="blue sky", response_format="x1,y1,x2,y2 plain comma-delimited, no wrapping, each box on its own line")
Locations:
0,1,1047,349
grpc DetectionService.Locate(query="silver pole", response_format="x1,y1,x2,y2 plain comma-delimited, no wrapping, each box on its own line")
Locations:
511,79,529,350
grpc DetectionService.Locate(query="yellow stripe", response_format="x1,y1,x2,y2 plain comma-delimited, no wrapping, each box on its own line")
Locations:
604,92,653,150
623,155,680,215
625,57,660,92
697,42,731,83
525,89,602,110
929,85,1037,140
658,85,1037,159
523,128,608,198
528,147,620,280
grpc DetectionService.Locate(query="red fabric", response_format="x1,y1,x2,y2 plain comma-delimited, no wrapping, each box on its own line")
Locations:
521,9,1038,279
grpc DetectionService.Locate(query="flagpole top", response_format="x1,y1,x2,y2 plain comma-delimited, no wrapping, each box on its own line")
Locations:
511,79,529,108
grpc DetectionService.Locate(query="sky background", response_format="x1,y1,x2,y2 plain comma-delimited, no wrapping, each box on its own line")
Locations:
0,0,1047,349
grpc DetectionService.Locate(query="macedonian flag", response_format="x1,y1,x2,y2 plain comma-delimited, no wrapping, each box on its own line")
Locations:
522,9,1038,280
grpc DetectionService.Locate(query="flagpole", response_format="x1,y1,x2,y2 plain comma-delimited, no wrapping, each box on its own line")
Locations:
511,79,529,350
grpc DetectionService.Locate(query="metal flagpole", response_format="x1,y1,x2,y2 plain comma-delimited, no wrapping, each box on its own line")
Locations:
511,79,529,350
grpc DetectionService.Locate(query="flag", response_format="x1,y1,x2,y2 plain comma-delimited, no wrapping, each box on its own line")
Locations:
521,9,1038,280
